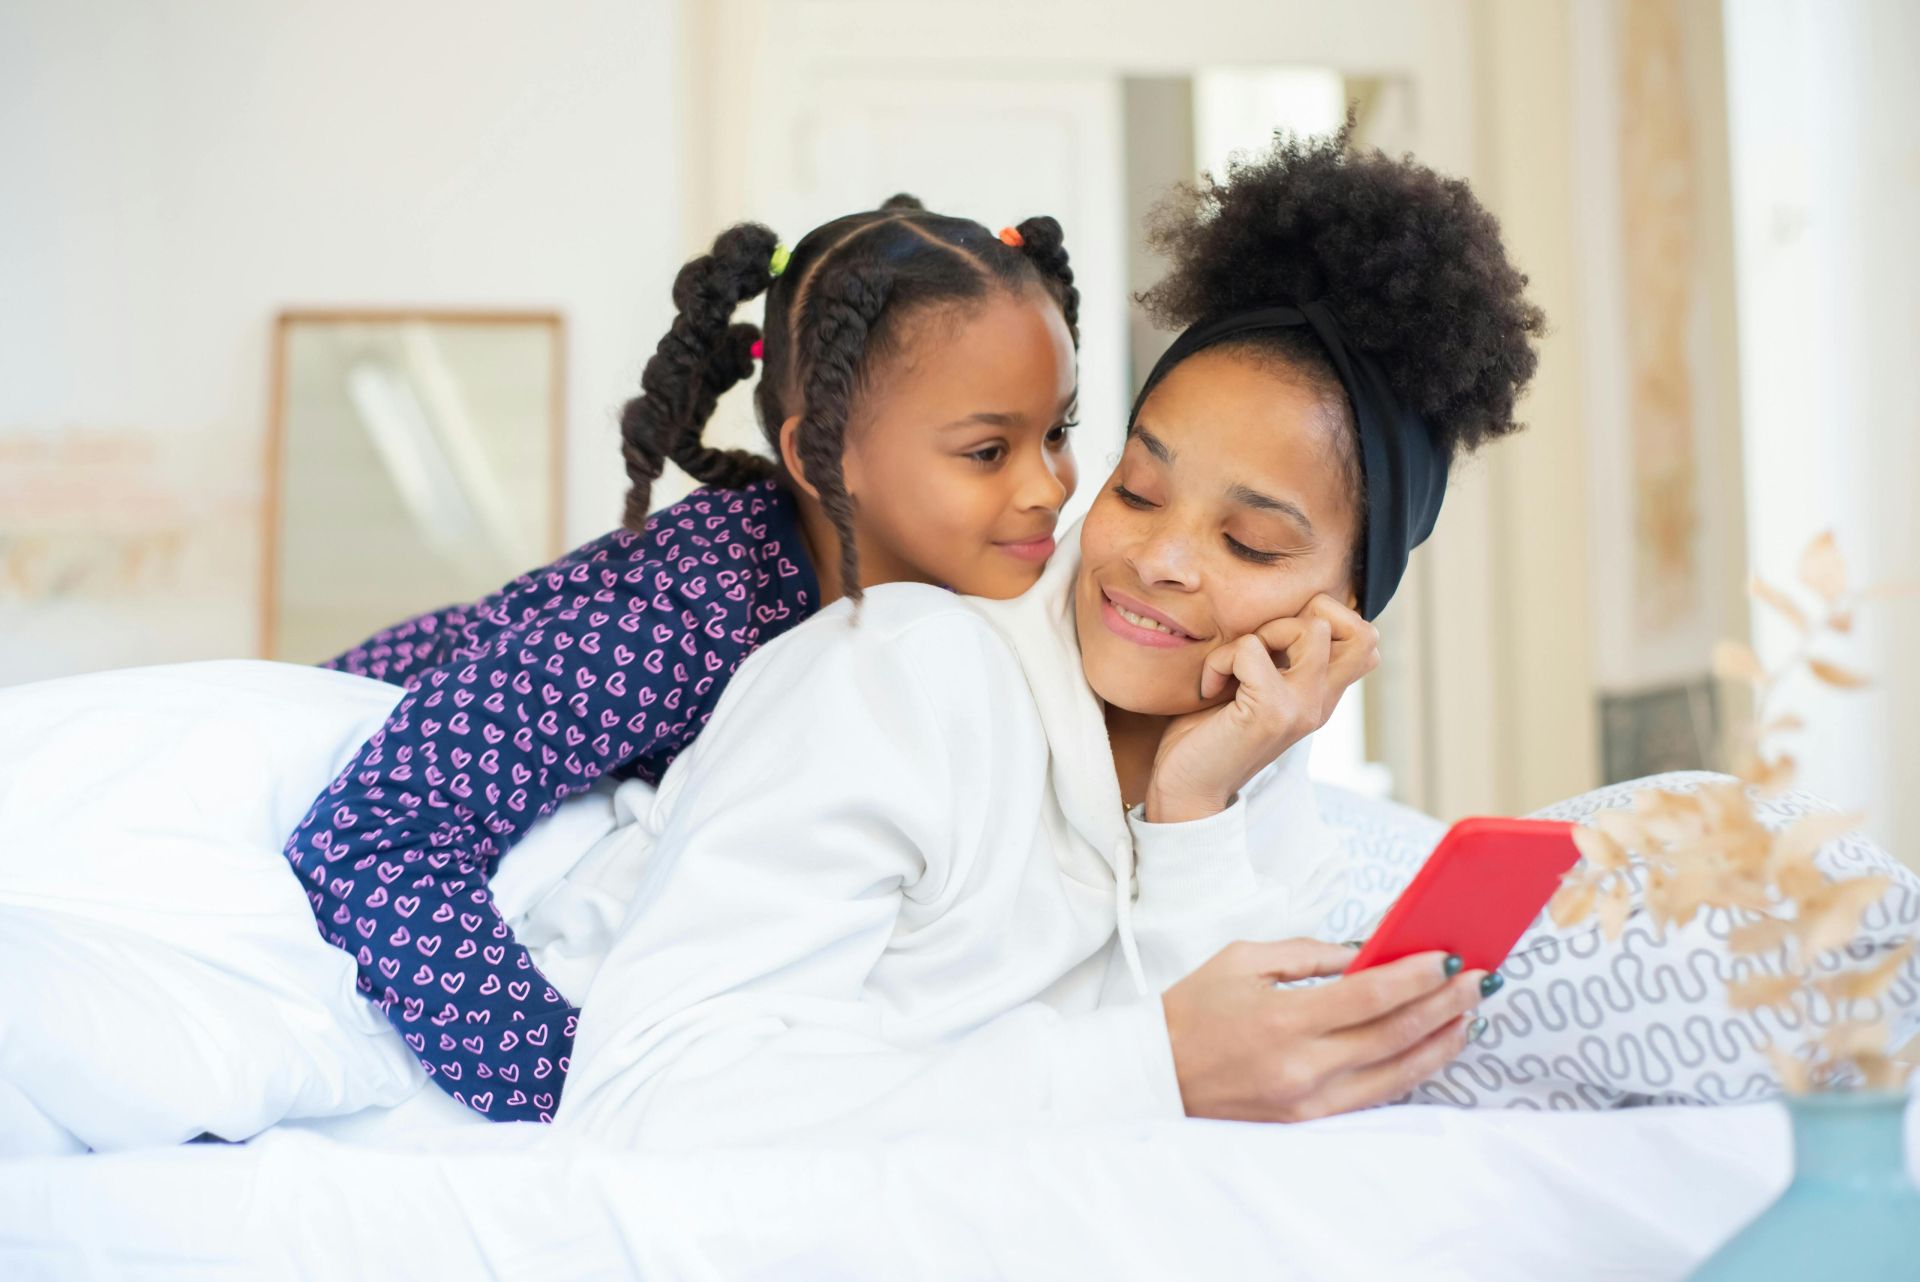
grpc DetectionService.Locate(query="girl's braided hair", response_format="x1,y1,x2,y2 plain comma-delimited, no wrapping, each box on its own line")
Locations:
619,194,1079,599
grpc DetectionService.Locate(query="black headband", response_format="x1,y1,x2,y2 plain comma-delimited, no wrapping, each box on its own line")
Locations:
1127,302,1450,621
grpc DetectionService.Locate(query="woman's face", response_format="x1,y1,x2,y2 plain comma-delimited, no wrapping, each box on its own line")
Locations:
1075,347,1361,716
835,287,1079,600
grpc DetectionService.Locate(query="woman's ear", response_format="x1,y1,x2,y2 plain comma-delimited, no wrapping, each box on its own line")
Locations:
778,416,821,500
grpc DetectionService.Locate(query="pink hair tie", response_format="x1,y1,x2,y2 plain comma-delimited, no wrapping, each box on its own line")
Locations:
998,226,1024,248
749,338,765,361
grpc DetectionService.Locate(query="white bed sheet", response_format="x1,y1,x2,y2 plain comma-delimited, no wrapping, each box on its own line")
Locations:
7,1101,1913,1281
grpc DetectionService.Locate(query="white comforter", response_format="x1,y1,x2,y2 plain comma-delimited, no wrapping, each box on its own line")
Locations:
3,661,1916,1281
8,1102,1910,1281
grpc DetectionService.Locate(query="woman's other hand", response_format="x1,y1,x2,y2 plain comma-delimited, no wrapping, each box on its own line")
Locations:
1161,939,1484,1122
1144,594,1378,824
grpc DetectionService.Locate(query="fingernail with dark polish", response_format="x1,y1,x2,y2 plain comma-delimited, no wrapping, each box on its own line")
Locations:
1342,940,1366,950
1480,972,1506,998
1443,954,1464,978
1467,1016,1489,1043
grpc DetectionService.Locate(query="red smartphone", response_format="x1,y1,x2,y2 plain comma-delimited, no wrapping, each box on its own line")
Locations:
1345,817,1580,975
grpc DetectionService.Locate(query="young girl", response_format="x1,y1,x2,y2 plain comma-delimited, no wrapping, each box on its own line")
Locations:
284,196,1084,1121
553,131,1546,1146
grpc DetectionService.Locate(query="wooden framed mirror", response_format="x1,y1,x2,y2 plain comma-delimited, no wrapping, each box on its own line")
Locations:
262,309,566,662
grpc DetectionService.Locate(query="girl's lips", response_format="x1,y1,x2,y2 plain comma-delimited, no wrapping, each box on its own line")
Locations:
1100,588,1199,649
996,534,1056,564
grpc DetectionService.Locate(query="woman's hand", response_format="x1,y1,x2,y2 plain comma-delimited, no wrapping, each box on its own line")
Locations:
1162,939,1485,1122
1144,594,1378,824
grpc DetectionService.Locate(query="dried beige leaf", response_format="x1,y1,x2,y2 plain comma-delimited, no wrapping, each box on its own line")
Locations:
1696,781,1754,825
1592,807,1649,853
1797,875,1891,957
1806,658,1871,689
1728,915,1793,957
1770,810,1867,867
1639,803,1706,847
1598,879,1633,941
1746,754,1798,798
1774,854,1826,904
1798,531,1847,604
1573,824,1629,873
1729,972,1802,1012
1858,1054,1914,1092
1820,1018,1888,1061
1632,787,1695,820
1549,876,1598,928
1710,872,1776,916
1767,1044,1812,1094
1642,866,1677,932
1759,713,1807,738
1748,577,1810,633
1712,639,1765,684
1817,943,1915,1002
1714,815,1775,876
1652,863,1723,926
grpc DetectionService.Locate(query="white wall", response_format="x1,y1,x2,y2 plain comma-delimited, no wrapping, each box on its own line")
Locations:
0,0,686,685
1468,0,1601,814
1725,0,1920,868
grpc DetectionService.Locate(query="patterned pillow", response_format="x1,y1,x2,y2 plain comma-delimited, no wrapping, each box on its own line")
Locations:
1317,772,1920,1109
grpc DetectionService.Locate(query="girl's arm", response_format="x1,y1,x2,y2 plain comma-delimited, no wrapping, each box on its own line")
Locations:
556,596,1186,1151
318,601,476,687
283,574,743,1122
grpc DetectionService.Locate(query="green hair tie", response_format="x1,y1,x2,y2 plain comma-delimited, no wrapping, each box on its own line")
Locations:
768,244,791,278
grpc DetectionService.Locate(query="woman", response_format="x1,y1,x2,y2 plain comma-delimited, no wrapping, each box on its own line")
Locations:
555,129,1547,1147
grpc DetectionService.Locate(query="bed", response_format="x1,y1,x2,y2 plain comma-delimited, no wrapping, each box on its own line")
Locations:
2,662,1916,1280
7,1100,1901,1281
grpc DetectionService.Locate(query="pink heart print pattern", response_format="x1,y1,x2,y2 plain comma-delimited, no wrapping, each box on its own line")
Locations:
288,482,818,1123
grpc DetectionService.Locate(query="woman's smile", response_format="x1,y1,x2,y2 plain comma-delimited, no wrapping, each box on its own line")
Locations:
1098,586,1201,648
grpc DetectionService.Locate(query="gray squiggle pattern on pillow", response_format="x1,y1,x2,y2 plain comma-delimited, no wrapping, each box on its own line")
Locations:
1317,772,1920,1110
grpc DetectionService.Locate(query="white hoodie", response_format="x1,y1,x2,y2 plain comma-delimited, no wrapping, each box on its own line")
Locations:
555,537,1347,1150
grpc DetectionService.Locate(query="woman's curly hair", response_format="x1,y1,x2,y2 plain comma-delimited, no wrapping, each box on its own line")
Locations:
1137,125,1545,458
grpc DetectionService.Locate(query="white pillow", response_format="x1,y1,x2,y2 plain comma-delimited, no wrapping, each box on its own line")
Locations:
0,659,668,1154
0,662,424,1152
1321,774,1920,1109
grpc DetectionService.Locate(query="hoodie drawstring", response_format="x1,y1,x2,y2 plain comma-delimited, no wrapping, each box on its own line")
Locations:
1113,838,1149,998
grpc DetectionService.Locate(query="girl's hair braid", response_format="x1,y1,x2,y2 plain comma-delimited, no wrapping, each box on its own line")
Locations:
669,321,777,491
617,223,778,530
1010,215,1079,343
789,258,895,602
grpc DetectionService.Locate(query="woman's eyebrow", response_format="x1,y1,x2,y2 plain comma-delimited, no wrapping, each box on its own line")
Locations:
1227,483,1315,534
1132,427,1174,463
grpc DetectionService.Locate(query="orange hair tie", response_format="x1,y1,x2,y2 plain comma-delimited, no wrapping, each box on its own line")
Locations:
997,226,1024,248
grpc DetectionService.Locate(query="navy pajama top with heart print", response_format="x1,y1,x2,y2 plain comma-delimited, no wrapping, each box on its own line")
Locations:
282,480,819,1123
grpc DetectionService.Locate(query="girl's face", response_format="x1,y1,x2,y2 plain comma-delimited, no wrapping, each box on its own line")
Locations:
836,288,1079,600
1075,347,1361,716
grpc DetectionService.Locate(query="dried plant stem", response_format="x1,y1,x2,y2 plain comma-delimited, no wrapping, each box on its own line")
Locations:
1553,532,1911,1093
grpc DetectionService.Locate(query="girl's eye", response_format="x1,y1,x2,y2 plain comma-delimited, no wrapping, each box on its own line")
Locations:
1225,534,1285,565
1112,483,1156,510
965,444,1008,465
1045,420,1079,447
